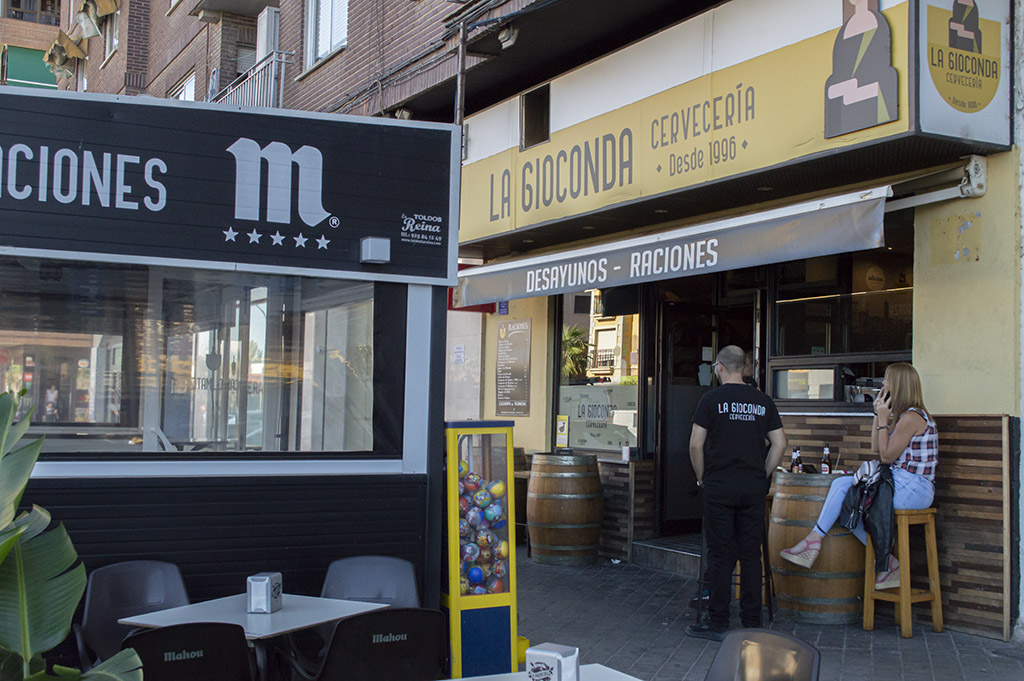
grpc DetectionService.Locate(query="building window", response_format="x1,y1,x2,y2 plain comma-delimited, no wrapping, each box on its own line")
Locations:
521,84,550,149
76,59,87,92
103,10,119,59
170,72,196,101
0,257,403,457
306,0,347,66
768,217,914,405
557,289,640,456
4,0,60,26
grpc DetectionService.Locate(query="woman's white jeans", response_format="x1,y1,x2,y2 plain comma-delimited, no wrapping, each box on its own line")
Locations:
813,468,935,544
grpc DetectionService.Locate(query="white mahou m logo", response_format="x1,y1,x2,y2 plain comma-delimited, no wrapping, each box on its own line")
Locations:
227,138,330,227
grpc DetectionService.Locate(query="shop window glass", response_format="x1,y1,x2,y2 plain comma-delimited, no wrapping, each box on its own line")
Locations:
0,257,394,456
770,221,913,405
557,290,639,455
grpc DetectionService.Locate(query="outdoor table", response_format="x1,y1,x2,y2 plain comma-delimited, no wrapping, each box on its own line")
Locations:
119,593,387,681
462,663,642,681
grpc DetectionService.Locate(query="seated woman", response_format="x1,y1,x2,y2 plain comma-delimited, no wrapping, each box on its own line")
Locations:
780,363,937,589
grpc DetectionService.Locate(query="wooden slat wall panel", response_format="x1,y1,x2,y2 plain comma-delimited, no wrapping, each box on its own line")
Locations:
26,475,430,603
598,461,655,561
779,413,1012,640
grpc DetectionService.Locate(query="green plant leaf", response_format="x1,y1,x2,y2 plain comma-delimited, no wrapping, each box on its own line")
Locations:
0,438,42,530
0,394,14,458
0,646,23,681
0,525,27,570
82,649,143,681
0,514,86,660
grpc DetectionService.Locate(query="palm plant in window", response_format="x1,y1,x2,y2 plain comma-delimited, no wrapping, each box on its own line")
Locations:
561,324,591,381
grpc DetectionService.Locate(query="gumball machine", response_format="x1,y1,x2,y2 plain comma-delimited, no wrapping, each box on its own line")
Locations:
443,421,518,678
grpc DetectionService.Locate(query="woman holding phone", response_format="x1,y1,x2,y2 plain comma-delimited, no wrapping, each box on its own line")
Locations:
779,363,937,589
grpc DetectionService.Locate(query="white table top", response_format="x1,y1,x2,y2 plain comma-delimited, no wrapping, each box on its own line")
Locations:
118,593,387,640
462,663,641,681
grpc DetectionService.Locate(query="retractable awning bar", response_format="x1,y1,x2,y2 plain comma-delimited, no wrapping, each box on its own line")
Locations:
454,186,891,307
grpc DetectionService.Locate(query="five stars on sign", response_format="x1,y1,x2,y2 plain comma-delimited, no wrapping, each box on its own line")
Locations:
222,227,333,250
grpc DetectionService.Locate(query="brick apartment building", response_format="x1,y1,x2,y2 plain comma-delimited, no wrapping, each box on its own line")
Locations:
1,0,60,88
38,0,695,122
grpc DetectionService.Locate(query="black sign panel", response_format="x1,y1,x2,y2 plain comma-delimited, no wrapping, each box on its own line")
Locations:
0,88,458,284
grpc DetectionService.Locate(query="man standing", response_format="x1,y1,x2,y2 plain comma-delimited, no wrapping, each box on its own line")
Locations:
686,346,787,641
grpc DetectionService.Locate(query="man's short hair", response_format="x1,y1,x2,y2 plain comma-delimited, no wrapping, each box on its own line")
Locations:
716,345,745,372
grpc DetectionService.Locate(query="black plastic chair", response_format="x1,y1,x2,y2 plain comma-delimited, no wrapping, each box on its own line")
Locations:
321,555,420,607
288,608,448,681
705,629,820,681
74,560,190,669
122,622,255,681
306,555,421,652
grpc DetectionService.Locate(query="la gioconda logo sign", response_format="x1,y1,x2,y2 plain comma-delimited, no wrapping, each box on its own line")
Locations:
927,0,1001,113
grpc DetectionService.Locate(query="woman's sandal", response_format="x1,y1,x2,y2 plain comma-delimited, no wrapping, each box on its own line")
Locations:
780,537,821,569
874,555,901,590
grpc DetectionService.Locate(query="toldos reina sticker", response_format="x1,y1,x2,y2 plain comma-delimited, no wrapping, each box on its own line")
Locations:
401,213,444,246
926,1,1001,113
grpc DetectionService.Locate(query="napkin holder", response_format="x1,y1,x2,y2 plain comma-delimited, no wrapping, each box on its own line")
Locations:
526,642,579,681
246,572,283,613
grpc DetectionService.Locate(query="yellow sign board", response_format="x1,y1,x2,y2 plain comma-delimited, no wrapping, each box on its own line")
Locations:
461,5,910,243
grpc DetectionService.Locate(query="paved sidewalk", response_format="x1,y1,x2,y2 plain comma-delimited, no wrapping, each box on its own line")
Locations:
515,549,1024,681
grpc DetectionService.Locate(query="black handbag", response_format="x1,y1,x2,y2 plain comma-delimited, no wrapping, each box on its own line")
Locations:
840,463,895,573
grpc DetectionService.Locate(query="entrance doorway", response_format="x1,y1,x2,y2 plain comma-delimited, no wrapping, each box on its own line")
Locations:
654,276,758,535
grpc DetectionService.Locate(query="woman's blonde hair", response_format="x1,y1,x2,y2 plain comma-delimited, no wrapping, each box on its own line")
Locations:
885,362,928,424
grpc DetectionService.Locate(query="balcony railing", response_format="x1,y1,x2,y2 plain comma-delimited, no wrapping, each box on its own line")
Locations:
212,51,292,109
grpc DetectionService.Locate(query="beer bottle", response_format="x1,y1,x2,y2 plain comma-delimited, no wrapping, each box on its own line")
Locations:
821,444,832,475
795,447,803,473
789,447,799,473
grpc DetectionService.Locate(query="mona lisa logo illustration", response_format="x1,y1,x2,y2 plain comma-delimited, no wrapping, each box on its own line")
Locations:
824,0,899,138
926,0,1001,113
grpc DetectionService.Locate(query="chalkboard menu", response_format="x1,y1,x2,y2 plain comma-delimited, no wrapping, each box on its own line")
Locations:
495,319,531,416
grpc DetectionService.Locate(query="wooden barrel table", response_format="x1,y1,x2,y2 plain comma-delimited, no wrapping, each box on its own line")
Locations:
527,453,603,565
768,471,865,623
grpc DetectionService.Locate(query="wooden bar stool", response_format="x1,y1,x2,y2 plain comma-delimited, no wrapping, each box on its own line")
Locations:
863,508,943,638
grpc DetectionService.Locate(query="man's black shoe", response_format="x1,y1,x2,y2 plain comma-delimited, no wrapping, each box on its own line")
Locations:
685,621,726,642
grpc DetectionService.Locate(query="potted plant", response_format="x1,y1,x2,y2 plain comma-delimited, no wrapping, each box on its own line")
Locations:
0,391,142,680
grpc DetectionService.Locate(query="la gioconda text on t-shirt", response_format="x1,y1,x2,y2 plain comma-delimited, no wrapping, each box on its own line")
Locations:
718,401,767,421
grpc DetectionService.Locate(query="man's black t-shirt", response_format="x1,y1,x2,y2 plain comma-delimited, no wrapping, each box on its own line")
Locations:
692,382,782,490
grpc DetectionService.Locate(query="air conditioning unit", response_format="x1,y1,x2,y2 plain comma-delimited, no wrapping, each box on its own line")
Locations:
256,7,280,61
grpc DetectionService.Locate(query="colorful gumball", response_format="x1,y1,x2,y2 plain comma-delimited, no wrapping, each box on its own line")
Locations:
476,529,496,547
467,565,484,584
466,506,485,527
486,576,505,593
458,480,465,496
459,518,471,537
458,460,468,479
460,577,470,595
461,542,480,563
472,489,493,508
463,472,483,492
492,559,509,578
459,495,471,515
472,585,488,595
477,547,493,564
484,502,503,522
488,480,506,498
479,562,493,579
496,540,510,559
477,519,491,530
490,517,508,531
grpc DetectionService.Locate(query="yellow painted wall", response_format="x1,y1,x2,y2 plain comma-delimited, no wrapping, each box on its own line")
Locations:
482,297,553,453
913,148,1021,415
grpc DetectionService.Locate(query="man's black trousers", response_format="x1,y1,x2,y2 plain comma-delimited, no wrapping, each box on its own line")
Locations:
702,484,765,632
